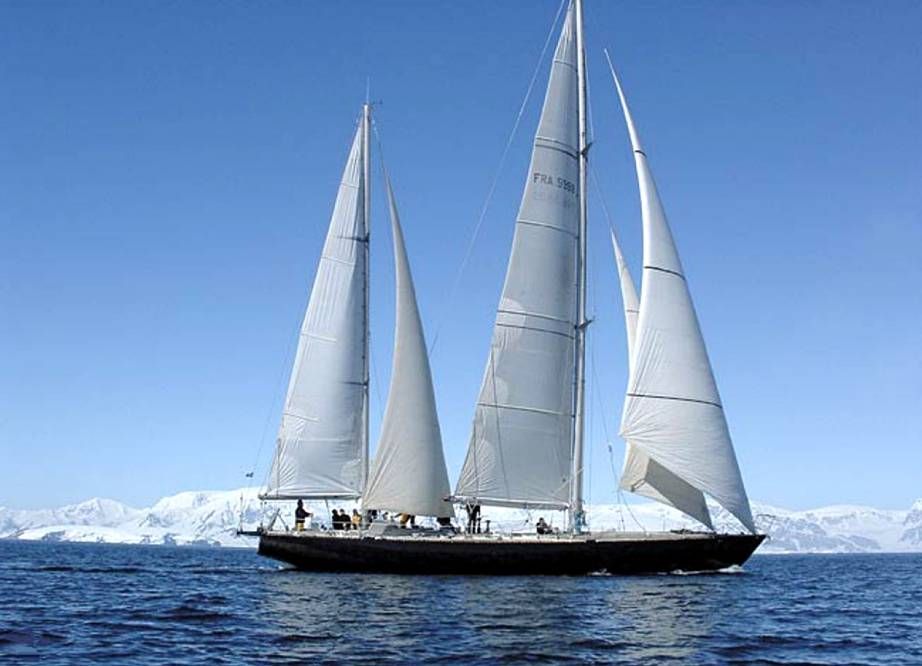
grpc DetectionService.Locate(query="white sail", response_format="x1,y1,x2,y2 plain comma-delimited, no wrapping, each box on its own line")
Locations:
455,4,579,509
363,174,454,518
611,230,713,529
264,121,367,499
612,68,756,533
611,230,639,358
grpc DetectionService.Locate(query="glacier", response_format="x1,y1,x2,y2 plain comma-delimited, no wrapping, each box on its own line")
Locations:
1,488,920,554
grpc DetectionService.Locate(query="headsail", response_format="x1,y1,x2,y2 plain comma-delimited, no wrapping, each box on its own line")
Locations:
455,4,580,509
264,119,368,499
610,230,639,357
363,173,454,518
610,231,713,528
610,64,756,533
611,229,713,529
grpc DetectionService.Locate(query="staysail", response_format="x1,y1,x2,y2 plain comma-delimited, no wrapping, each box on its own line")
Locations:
264,118,368,499
455,4,580,509
363,173,454,518
610,230,713,529
611,66,756,532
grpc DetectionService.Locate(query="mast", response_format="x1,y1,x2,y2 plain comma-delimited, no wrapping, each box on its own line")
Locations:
361,102,371,494
569,0,589,533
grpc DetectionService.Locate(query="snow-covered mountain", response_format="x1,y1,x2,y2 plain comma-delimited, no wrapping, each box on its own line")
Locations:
2,488,920,554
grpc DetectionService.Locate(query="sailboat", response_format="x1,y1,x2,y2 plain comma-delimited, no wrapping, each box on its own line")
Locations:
251,0,764,574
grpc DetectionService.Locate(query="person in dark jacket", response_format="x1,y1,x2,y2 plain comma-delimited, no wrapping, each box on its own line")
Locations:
465,502,481,534
536,517,551,535
294,500,311,531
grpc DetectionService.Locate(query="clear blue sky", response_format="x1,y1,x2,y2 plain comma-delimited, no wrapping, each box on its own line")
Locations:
2,1,920,511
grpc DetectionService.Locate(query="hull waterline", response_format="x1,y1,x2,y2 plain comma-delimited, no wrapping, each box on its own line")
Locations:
257,531,765,575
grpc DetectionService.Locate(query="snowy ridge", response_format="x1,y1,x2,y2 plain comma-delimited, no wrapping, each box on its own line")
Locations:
1,488,921,553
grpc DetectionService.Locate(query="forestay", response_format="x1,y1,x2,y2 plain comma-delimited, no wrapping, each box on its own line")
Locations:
363,173,454,518
455,4,579,509
264,122,367,499
611,230,713,529
611,68,756,532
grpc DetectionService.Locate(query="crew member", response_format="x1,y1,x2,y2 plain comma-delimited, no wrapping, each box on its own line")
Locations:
294,500,311,531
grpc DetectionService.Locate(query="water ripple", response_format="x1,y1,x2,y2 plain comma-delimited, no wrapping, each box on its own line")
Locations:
0,542,919,665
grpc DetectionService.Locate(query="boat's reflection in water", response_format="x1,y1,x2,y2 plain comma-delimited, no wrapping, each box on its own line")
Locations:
254,566,746,662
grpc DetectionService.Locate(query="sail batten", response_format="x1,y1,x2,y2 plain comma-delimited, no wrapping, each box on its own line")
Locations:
455,4,580,509
362,172,454,518
264,119,368,500
609,64,755,533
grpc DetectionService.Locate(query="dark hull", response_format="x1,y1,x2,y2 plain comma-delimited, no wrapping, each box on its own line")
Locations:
258,531,765,575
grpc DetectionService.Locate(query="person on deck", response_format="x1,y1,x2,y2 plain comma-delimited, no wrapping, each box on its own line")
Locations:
398,513,416,528
536,517,551,535
331,509,343,530
351,509,362,530
294,500,311,531
465,502,481,534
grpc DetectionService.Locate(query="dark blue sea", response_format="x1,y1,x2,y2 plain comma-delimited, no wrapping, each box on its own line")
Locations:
1,541,919,665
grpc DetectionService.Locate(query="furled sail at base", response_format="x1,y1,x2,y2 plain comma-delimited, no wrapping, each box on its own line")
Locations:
610,231,713,529
454,3,580,509
264,120,367,499
611,67,756,533
363,173,454,518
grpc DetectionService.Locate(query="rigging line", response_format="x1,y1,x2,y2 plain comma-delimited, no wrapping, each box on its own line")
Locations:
250,306,303,486
589,163,617,240
618,488,646,532
589,338,612,446
427,0,569,357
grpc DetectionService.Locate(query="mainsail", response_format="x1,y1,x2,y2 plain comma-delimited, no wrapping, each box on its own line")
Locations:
264,118,368,499
610,230,713,529
611,66,756,533
363,173,454,518
455,4,580,509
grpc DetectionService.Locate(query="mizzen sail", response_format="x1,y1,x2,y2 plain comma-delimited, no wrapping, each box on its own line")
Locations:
611,65,756,533
455,4,579,509
264,120,368,499
363,173,454,518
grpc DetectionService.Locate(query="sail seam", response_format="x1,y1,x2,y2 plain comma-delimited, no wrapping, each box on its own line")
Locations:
320,254,357,268
476,401,568,417
496,321,574,339
302,332,336,343
552,57,577,74
497,308,571,324
643,265,685,280
626,392,722,409
534,141,579,160
534,134,579,155
280,411,320,423
516,218,577,237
